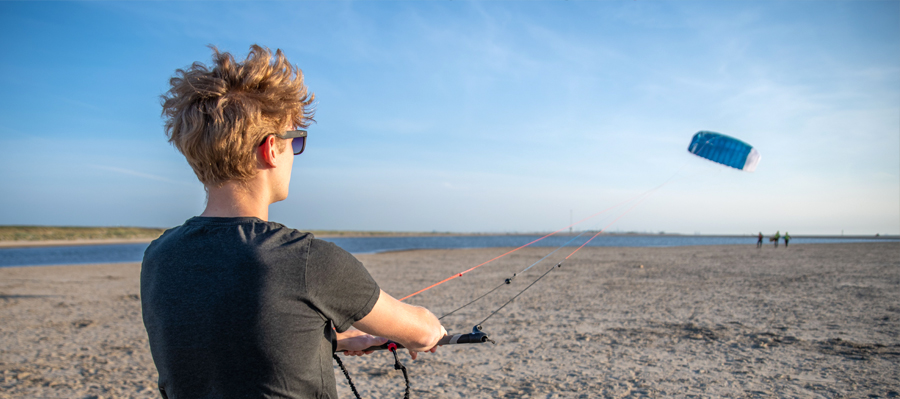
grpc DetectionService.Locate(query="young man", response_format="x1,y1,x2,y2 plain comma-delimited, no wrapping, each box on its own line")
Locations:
141,45,445,399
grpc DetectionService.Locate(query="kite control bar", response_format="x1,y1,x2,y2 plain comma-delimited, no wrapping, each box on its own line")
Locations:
347,325,494,353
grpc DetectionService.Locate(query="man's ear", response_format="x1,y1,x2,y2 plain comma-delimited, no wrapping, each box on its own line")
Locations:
259,135,278,168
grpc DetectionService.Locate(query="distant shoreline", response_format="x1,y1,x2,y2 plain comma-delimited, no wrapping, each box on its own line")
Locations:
0,232,895,249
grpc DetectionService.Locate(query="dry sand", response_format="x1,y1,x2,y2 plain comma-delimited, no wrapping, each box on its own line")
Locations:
1,243,898,398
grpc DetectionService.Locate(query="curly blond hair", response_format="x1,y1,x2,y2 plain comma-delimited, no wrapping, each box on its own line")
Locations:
161,45,315,186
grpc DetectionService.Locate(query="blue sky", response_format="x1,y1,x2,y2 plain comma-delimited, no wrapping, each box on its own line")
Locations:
0,1,897,235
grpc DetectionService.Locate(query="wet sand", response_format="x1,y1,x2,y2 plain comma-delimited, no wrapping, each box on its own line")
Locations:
1,243,898,398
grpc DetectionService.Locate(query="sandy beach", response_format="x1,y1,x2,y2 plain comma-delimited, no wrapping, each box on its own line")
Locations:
1,242,898,398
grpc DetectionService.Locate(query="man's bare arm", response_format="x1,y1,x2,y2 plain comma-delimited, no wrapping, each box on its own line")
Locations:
334,327,387,355
352,289,445,352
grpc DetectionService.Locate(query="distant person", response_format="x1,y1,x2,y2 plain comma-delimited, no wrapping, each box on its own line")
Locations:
757,232,763,248
141,45,445,399
784,231,791,247
773,230,781,248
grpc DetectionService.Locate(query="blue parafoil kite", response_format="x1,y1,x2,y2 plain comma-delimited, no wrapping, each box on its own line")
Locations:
687,131,760,172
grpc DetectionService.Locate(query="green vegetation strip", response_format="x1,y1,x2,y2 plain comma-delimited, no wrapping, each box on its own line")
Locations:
0,226,469,242
0,226,167,242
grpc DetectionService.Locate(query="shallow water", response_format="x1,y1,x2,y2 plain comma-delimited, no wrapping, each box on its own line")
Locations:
0,235,893,268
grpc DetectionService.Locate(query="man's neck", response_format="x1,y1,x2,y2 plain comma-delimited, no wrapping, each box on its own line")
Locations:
200,180,271,221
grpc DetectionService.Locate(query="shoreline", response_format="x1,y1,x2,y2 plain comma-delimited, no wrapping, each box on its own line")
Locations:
0,233,895,249
1,241,898,270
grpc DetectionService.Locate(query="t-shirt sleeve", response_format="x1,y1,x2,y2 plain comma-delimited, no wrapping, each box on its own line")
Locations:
306,239,381,332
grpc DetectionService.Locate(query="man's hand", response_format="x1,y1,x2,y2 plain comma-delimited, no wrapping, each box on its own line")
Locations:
336,328,388,356
408,325,447,360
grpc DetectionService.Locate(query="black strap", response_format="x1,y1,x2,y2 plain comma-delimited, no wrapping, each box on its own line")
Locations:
333,353,363,399
333,348,412,399
389,344,411,399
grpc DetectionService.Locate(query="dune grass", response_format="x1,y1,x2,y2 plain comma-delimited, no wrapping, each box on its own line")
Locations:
0,226,167,242
0,225,468,242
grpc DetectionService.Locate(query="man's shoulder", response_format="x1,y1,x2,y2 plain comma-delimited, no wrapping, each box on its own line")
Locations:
145,217,318,260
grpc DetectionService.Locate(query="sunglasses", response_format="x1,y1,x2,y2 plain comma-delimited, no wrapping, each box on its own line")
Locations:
264,130,307,155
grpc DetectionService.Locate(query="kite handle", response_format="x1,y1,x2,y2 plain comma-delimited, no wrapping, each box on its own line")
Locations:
342,325,493,353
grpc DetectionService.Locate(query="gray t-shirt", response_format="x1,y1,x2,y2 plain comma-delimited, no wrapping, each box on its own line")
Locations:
141,217,380,399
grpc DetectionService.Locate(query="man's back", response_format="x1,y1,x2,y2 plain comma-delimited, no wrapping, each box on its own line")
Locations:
141,217,380,399
146,45,444,397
